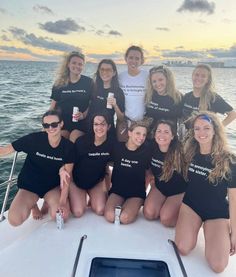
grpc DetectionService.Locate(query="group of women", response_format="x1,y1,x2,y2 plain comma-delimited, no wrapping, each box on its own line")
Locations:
0,45,236,273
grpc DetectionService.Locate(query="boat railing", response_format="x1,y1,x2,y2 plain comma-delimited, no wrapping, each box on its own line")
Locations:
0,152,18,222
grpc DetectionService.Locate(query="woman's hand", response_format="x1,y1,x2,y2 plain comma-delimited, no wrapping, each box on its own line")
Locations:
59,166,70,189
107,96,117,108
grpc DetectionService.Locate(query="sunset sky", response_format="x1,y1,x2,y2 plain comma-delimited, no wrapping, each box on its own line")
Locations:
0,0,236,65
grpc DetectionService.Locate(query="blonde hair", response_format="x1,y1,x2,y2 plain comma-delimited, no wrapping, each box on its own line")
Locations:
184,111,235,183
145,65,182,104
128,120,149,132
192,64,216,111
154,120,186,182
54,51,85,88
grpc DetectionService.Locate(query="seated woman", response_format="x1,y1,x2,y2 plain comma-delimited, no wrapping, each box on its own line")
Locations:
182,64,236,127
89,59,125,136
104,121,150,224
50,51,94,142
143,120,187,227
0,110,74,226
69,111,113,217
175,112,236,273
145,66,182,134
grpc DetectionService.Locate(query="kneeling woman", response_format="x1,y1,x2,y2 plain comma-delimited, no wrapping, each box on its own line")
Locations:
143,120,187,227
104,121,150,224
69,112,113,217
0,110,75,226
175,112,236,273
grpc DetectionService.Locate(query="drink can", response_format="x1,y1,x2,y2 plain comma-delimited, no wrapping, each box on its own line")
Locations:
106,92,114,109
56,210,64,230
72,106,79,122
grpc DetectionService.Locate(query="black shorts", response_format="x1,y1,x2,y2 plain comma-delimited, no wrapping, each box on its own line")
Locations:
17,181,59,198
109,187,146,200
156,181,186,197
62,116,88,133
74,176,105,191
183,196,229,221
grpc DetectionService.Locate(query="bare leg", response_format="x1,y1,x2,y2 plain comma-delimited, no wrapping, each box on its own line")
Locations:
159,193,184,227
121,197,144,224
204,219,230,273
143,186,166,220
69,182,87,218
44,186,70,221
104,193,125,223
8,189,39,226
104,166,112,190
69,129,84,143
88,180,107,216
175,203,202,255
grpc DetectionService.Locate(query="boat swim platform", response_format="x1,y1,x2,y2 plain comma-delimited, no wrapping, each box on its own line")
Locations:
0,205,236,277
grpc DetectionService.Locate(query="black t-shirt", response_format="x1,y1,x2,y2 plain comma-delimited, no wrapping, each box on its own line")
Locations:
184,153,236,212
182,91,233,121
111,142,151,198
73,134,113,189
12,132,75,188
150,141,187,196
146,93,182,126
89,87,125,126
51,75,93,118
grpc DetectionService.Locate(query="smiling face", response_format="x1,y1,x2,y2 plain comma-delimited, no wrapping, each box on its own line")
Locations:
193,118,214,148
151,72,167,95
42,115,63,137
155,123,173,150
68,56,84,77
93,116,109,139
125,50,143,74
192,67,209,91
128,126,147,148
99,63,115,84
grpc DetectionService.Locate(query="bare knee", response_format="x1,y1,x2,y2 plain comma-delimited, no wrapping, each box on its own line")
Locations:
143,206,158,221
8,212,24,226
160,211,176,227
207,256,228,273
92,204,105,216
175,240,195,256
71,207,85,218
104,209,115,223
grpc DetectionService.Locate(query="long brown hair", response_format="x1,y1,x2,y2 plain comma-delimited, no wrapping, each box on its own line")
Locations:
184,111,235,183
154,120,185,182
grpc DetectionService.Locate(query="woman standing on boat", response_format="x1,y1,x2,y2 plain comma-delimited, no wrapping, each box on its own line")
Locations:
50,51,93,142
118,46,148,140
175,112,236,273
145,66,182,135
104,121,150,224
69,111,113,217
182,64,236,127
89,59,125,136
143,120,187,227
0,110,74,226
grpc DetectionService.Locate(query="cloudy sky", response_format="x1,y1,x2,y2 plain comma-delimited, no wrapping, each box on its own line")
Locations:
0,0,236,64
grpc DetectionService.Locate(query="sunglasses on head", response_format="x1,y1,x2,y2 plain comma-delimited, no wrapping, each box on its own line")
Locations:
42,122,60,129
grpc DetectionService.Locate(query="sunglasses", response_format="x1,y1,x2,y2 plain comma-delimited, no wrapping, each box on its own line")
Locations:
42,122,60,129
149,65,167,74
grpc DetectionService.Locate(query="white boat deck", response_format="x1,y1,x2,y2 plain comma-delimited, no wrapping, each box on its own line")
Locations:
0,204,236,277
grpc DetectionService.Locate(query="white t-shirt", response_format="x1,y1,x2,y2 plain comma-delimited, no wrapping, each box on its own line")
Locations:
119,70,148,121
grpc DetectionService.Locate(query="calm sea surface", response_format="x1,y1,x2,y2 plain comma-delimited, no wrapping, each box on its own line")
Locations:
0,60,236,207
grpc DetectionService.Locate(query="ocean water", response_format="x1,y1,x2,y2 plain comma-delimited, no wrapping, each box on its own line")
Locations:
0,60,236,208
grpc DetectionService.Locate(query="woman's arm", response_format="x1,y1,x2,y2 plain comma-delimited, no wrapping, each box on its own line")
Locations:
50,99,57,110
229,188,236,255
0,144,15,157
222,110,236,127
59,163,74,206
